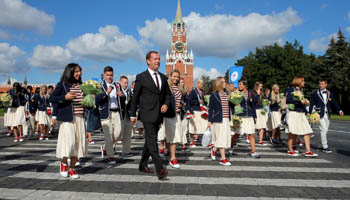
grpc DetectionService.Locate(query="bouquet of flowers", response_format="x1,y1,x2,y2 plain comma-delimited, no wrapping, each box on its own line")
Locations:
204,95,210,106
0,93,12,107
228,91,243,105
309,112,320,124
291,91,304,101
279,93,284,99
80,80,103,108
261,99,271,115
287,104,295,110
231,115,242,130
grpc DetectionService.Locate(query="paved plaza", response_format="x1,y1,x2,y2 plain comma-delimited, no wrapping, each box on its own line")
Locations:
0,119,350,199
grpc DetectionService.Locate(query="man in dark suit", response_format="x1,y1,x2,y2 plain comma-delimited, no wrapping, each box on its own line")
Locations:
309,79,344,153
130,51,171,180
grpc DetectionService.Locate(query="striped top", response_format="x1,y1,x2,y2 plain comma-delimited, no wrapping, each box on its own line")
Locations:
70,84,84,115
172,85,182,113
219,91,229,118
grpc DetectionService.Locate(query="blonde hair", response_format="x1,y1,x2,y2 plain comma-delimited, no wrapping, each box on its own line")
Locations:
40,85,49,98
168,69,184,94
213,77,225,92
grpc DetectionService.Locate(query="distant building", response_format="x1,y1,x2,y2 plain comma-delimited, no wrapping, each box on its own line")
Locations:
166,0,194,90
0,77,53,93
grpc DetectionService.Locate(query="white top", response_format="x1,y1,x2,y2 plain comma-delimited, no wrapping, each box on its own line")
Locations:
107,81,118,109
321,89,327,104
148,68,162,90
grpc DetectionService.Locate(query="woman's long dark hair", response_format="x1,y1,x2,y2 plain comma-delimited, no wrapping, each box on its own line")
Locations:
60,63,82,86
12,82,22,94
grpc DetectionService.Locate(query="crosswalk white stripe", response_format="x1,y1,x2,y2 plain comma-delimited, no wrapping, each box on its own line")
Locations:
2,170,350,188
0,150,291,156
0,188,324,200
0,156,332,164
0,160,347,173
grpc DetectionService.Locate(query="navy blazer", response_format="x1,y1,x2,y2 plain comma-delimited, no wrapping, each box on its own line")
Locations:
208,92,234,123
188,88,205,114
235,91,257,118
28,93,38,114
285,86,307,113
37,95,50,111
9,89,24,108
309,89,341,118
95,80,126,120
269,93,280,112
49,82,75,122
164,91,183,119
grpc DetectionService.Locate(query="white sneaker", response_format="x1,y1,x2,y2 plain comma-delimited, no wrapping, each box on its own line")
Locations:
250,152,260,158
169,159,180,169
60,162,69,178
13,139,18,143
75,162,81,167
210,149,216,161
19,137,24,142
287,151,300,157
68,169,79,179
219,159,231,166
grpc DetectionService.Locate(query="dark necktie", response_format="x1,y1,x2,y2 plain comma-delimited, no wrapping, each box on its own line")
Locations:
322,91,327,94
154,72,160,90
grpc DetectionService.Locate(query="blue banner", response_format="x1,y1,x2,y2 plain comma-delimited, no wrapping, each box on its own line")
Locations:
229,66,243,87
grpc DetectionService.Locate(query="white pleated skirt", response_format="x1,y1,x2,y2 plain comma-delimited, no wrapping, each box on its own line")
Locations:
288,111,313,135
38,111,50,125
7,106,26,126
255,109,268,129
35,110,39,122
266,115,273,131
271,111,282,129
181,118,188,144
56,115,87,159
3,109,10,127
189,111,208,134
211,118,231,149
164,114,183,144
237,117,256,135
158,119,166,141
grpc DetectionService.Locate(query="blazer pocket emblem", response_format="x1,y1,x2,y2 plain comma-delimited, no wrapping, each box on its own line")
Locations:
328,98,332,101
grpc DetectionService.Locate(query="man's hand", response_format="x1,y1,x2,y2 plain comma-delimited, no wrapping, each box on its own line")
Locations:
106,86,113,94
130,117,136,124
65,92,76,100
340,111,344,116
161,105,168,113
117,90,124,97
199,100,204,105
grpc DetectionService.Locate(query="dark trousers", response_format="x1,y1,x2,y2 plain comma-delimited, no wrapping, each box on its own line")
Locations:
139,121,164,172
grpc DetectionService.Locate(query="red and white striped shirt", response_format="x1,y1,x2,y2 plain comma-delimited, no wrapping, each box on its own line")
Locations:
70,84,84,115
172,86,182,113
219,91,229,119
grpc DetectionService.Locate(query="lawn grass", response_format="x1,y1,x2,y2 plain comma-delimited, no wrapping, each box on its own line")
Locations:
330,115,350,121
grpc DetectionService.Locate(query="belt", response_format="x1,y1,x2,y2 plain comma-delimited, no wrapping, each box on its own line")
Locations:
110,108,120,112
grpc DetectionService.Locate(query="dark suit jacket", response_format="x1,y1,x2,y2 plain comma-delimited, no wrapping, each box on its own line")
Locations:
130,69,171,123
309,89,341,118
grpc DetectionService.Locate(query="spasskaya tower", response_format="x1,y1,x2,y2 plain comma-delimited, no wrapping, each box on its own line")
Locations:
166,0,194,90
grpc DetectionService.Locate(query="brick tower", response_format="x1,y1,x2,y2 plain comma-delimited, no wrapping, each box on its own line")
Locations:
166,0,194,90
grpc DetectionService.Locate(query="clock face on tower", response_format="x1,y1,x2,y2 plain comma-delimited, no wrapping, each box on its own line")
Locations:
175,41,184,52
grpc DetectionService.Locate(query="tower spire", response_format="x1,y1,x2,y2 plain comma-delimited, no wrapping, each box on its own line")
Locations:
174,0,184,24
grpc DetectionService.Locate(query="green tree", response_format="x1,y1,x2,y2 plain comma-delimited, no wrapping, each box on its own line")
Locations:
235,40,316,96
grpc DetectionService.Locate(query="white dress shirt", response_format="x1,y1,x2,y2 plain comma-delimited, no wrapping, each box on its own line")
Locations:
106,82,118,109
321,89,327,104
148,68,162,90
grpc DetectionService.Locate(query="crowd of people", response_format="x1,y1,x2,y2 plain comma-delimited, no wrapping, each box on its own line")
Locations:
2,51,344,180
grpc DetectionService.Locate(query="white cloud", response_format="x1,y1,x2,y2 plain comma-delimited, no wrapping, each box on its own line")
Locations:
0,42,26,75
346,27,350,35
0,0,55,35
193,67,223,80
309,33,337,52
138,8,302,58
28,45,73,72
347,11,350,21
67,25,144,62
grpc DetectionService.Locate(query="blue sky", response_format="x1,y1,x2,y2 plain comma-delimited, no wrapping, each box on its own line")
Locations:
0,0,350,85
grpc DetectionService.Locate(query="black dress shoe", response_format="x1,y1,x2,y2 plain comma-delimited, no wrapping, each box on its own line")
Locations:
139,166,154,174
157,169,168,180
